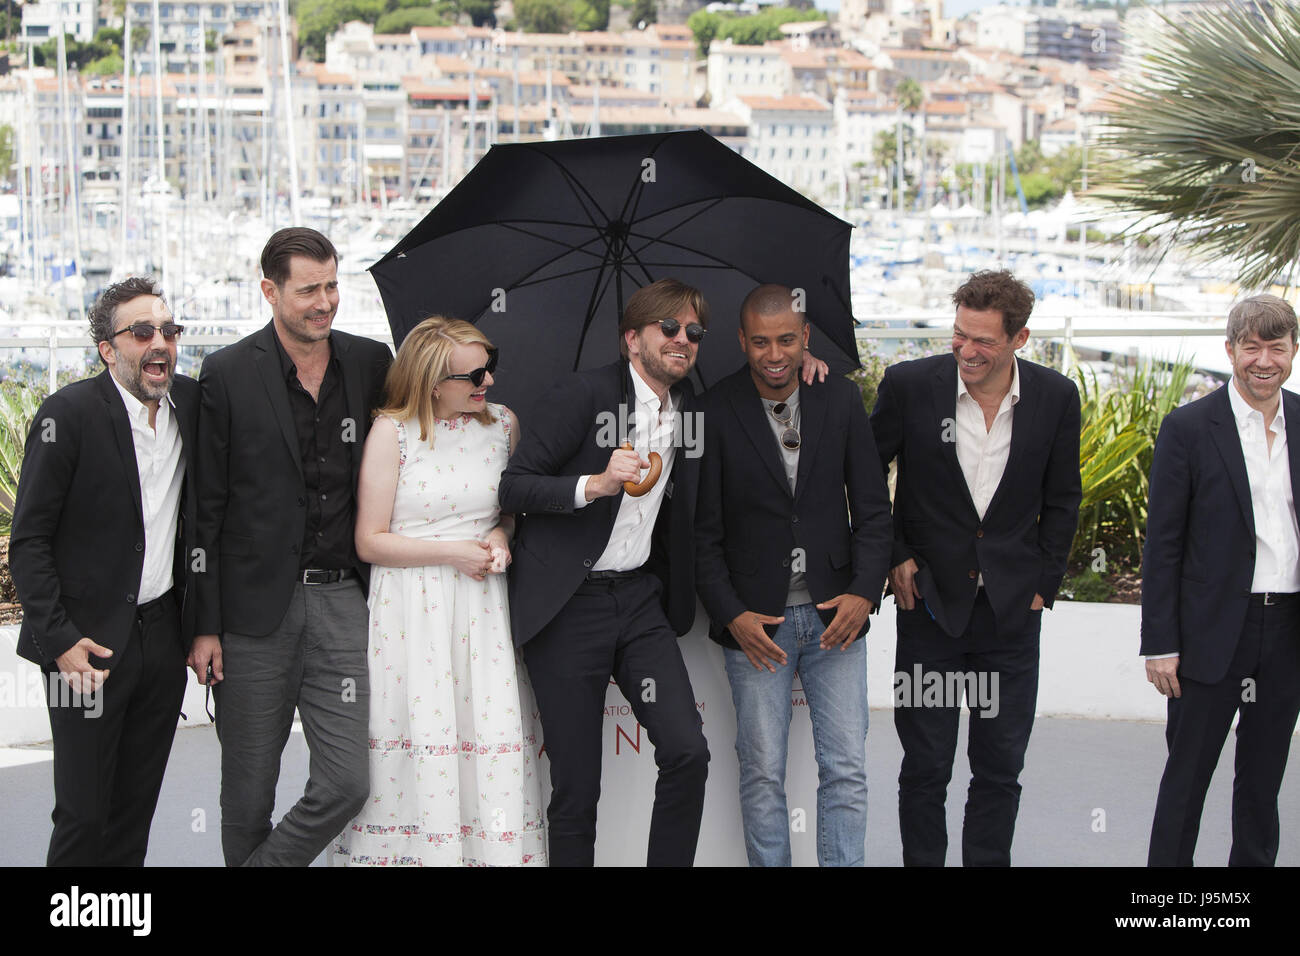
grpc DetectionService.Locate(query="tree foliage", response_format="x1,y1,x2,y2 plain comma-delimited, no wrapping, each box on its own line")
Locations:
514,0,575,33
1093,4,1300,288
374,6,450,32
689,7,819,56
296,0,473,60
631,0,655,27
32,27,127,69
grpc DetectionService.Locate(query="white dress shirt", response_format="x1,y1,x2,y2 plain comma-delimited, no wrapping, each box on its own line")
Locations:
574,364,678,571
111,376,185,603
1147,380,1300,661
1227,378,1300,593
955,356,1020,521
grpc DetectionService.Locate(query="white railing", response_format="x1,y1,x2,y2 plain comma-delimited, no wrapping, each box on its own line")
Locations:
0,313,1231,394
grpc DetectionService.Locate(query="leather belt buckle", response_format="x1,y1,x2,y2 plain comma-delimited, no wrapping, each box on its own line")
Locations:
1264,592,1278,606
301,568,351,585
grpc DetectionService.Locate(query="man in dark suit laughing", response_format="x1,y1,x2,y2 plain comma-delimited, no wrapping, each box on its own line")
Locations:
12,276,198,865
870,270,1081,866
1144,294,1300,866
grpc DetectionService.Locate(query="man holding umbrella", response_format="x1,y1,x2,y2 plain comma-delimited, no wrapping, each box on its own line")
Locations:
500,279,711,867
501,278,825,866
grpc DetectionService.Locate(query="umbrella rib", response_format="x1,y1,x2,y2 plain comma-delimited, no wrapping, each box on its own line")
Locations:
508,262,615,289
623,227,745,271
495,221,610,261
519,143,614,233
574,262,622,371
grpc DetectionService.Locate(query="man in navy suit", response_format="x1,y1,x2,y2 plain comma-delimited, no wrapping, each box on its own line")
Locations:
1144,294,1300,866
871,270,1081,866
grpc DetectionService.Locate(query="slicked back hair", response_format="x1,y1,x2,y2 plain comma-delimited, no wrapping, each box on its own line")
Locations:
1226,294,1298,346
952,270,1035,340
260,227,339,288
88,275,166,366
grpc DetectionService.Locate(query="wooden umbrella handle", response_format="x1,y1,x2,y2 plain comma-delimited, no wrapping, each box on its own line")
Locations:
620,442,662,497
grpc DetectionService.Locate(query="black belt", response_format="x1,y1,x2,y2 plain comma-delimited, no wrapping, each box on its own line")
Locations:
300,568,355,585
1249,592,1300,607
586,568,641,582
138,588,175,613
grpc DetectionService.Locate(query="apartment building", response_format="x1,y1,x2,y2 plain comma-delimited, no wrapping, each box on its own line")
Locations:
728,94,839,202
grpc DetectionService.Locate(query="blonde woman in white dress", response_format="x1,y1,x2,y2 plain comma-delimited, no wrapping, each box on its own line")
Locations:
334,316,547,866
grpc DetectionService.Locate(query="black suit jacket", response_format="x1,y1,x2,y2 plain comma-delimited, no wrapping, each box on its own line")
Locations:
871,354,1082,637
11,370,199,666
193,322,392,637
695,368,893,648
1140,384,1300,684
498,361,699,647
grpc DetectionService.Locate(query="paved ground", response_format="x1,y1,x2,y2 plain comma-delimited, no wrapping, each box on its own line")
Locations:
3,711,1296,866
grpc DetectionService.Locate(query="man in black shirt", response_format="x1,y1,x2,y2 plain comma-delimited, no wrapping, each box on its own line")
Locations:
189,228,392,866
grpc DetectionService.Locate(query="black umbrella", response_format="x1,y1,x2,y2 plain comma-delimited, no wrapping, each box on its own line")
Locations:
370,129,859,408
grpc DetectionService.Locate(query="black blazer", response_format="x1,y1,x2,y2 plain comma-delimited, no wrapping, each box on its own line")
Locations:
498,361,699,647
11,370,199,666
695,367,893,648
1140,384,1300,684
871,354,1081,637
193,322,392,638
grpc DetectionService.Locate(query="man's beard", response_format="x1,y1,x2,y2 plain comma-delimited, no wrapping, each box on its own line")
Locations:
114,347,174,403
637,342,693,388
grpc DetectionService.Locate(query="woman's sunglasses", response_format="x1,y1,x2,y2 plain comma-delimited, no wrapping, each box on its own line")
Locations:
113,322,185,342
655,318,707,343
443,348,499,387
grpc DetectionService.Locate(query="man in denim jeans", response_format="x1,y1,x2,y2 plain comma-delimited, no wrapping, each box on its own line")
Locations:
695,284,893,865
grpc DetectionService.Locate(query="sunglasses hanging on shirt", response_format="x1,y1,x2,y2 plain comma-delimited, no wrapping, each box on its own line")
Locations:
769,401,800,451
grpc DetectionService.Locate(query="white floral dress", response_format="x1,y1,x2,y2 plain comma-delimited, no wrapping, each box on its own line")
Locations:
333,404,547,866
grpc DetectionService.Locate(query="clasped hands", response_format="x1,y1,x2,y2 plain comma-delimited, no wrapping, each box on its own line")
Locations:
728,593,874,673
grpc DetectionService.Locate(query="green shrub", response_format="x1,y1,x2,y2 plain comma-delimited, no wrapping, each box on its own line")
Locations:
1070,355,1195,571
0,382,44,535
1059,568,1113,603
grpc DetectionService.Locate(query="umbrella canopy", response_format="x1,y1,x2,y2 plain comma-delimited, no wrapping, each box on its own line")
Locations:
370,129,859,408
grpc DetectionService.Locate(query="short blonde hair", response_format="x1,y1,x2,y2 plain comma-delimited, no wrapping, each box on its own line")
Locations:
376,316,497,442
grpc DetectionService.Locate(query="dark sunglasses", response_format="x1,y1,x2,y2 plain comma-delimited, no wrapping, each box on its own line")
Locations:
113,322,185,342
443,348,499,387
769,401,800,451
655,318,707,343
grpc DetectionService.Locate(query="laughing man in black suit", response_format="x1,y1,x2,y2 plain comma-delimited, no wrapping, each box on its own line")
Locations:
870,270,1081,866
12,277,197,865
498,279,712,867
1144,294,1300,866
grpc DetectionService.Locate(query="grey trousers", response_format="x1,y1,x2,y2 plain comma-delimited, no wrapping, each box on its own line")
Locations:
214,579,370,867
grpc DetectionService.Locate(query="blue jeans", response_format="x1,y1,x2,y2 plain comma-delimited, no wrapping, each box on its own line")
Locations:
723,602,869,866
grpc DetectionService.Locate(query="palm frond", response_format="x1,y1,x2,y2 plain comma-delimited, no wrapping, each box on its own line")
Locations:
1092,4,1300,289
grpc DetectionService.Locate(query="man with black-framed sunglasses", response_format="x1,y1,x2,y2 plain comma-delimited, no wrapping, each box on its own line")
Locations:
11,276,200,865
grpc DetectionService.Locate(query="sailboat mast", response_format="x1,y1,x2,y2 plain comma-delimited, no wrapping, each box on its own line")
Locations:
151,0,169,295
277,0,300,224
121,6,132,274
